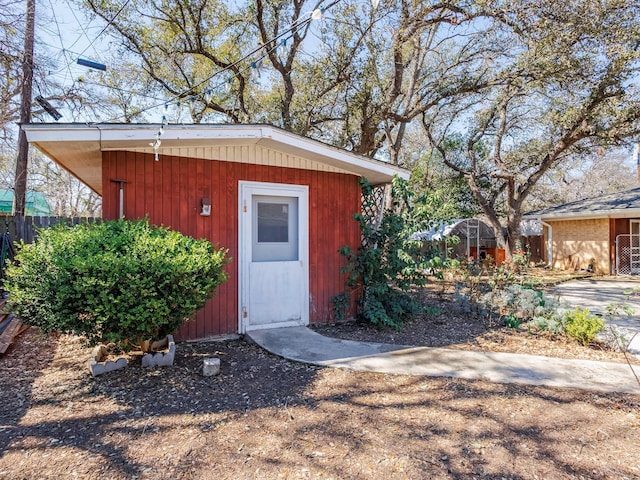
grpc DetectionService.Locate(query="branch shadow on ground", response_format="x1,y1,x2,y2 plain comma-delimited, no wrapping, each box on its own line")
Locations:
0,328,57,453
1,335,638,479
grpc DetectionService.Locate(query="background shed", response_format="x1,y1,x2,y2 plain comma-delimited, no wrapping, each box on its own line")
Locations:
412,218,505,264
524,187,640,275
0,190,52,216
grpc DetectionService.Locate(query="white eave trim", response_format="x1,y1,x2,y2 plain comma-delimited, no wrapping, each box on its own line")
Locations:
23,123,409,182
523,208,640,222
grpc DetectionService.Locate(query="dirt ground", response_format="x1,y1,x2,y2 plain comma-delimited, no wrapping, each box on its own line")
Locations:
312,285,640,365
1,313,640,479
2,272,640,480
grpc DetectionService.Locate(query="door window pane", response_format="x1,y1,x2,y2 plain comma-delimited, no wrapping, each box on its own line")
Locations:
252,195,298,262
258,202,289,243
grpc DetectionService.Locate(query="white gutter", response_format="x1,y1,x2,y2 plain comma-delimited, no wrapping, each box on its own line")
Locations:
523,209,640,221
539,218,553,268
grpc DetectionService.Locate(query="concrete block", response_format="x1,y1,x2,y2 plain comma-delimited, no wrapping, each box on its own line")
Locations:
203,357,220,376
88,356,128,376
142,335,175,368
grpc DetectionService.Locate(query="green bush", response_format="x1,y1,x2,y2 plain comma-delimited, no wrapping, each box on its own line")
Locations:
475,284,546,326
503,314,522,329
5,219,229,347
530,315,566,335
563,307,605,345
338,177,426,329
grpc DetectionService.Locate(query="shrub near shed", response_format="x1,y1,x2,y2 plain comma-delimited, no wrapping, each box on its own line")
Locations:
4,219,229,349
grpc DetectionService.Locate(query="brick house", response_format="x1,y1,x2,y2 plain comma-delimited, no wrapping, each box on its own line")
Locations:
23,123,408,340
523,187,640,275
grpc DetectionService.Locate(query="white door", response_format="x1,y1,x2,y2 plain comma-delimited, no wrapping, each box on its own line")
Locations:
239,181,309,332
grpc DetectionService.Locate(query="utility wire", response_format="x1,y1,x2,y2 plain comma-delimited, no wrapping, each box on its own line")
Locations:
40,0,104,79
46,0,75,87
36,0,347,123
77,0,133,58
98,0,344,123
62,0,103,57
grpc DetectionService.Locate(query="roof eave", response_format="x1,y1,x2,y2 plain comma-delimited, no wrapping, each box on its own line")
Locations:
23,124,409,196
523,208,640,221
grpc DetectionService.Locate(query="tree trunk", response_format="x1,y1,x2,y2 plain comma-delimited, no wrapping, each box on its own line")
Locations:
14,0,35,218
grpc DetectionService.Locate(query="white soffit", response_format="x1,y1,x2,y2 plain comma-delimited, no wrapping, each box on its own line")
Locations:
24,124,409,196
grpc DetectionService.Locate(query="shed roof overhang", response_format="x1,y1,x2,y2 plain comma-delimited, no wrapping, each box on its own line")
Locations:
23,123,410,195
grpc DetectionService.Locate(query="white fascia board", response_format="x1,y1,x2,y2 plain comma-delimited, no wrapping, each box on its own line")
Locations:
263,126,409,181
23,123,265,147
102,124,264,146
23,124,101,143
23,123,409,183
524,209,640,222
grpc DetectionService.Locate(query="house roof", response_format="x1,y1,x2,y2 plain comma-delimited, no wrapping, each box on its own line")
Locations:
23,123,410,195
523,186,640,221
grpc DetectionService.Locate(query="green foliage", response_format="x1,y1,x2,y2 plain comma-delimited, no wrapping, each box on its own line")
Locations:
503,315,522,329
449,256,610,347
424,254,461,294
330,291,350,322
530,315,566,335
423,305,441,317
478,284,546,326
424,249,461,278
532,307,604,345
508,240,531,273
409,148,481,223
563,308,605,346
5,219,229,347
457,264,605,344
338,177,426,329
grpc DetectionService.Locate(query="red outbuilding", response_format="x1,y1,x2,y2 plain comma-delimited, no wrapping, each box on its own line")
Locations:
25,124,408,340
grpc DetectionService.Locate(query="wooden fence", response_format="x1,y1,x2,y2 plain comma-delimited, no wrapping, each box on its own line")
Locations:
0,215,101,244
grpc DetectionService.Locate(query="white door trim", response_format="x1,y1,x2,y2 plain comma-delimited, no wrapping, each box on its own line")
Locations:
238,181,309,333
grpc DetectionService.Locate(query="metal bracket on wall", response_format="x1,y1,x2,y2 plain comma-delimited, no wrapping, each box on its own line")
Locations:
110,179,128,219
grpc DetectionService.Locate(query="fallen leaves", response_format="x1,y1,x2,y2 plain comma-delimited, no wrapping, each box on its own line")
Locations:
0,328,639,479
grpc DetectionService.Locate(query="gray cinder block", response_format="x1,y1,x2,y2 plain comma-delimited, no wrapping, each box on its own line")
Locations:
141,335,176,367
203,357,220,376
88,344,128,376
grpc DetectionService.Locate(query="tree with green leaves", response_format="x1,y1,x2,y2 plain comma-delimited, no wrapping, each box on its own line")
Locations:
422,0,640,258
80,0,498,162
525,149,637,212
83,0,264,123
65,0,640,254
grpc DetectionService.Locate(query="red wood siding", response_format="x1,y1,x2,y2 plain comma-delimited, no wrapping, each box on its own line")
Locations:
102,151,361,339
611,218,638,275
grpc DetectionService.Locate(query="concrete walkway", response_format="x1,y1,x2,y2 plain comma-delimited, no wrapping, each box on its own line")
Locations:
550,278,640,357
248,327,640,395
